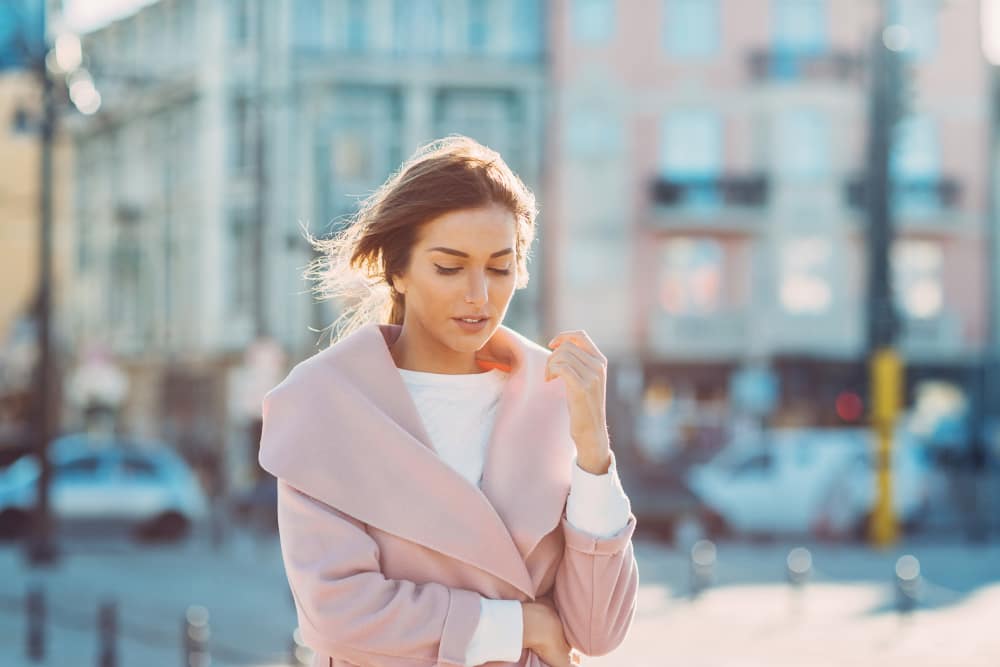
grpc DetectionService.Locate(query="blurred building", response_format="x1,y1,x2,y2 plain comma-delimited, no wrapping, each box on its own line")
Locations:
0,68,74,451
64,0,546,492
546,0,992,433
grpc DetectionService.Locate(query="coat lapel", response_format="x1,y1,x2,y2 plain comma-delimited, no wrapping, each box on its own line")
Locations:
258,322,574,599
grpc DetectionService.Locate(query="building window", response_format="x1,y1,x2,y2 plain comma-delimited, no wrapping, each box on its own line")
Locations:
779,237,833,315
230,96,254,175
661,111,722,177
660,110,723,207
229,0,253,47
891,0,937,58
110,231,145,336
321,89,403,218
512,0,543,60
664,0,719,58
572,0,614,45
332,133,371,181
435,90,519,167
891,114,940,213
772,0,827,54
658,238,724,315
468,0,489,53
891,239,943,319
293,0,326,50
774,109,829,180
394,0,443,56
226,212,255,316
346,0,368,52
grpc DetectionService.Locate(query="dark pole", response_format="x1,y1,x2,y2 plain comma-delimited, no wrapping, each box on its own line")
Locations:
976,61,1000,540
866,22,899,353
26,32,60,566
253,0,269,338
164,163,174,354
989,44,1000,394
865,4,904,548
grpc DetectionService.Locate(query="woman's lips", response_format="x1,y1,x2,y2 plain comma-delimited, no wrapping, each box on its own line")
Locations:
453,317,489,333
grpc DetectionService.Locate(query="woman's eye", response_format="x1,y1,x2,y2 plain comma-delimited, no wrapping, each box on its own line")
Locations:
434,265,511,276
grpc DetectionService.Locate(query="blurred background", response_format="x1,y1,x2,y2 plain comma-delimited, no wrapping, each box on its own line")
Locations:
1,0,1000,665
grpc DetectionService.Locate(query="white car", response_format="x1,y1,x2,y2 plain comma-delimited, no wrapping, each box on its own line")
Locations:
687,428,931,539
0,437,208,542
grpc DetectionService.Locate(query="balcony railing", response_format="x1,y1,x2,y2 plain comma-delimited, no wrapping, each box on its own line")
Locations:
651,175,769,209
845,176,962,213
747,48,864,83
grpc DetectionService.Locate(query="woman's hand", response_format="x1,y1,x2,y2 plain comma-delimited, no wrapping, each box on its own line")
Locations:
522,599,582,666
545,330,611,475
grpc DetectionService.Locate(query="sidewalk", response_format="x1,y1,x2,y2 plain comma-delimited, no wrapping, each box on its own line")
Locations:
590,536,1000,667
1,528,998,666
0,526,299,666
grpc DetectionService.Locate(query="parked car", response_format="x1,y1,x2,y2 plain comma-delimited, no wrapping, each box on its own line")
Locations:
687,428,932,540
619,467,729,545
0,436,208,542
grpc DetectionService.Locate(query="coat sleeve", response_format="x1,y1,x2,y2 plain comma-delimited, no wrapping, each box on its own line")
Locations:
275,478,484,666
551,509,639,657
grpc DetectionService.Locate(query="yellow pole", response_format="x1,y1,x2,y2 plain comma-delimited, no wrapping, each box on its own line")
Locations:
869,347,902,547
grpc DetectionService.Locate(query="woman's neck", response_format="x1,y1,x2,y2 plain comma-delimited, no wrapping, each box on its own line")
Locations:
389,327,481,374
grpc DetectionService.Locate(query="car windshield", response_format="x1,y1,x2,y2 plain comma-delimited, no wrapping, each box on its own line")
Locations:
732,453,773,475
119,454,161,479
54,455,103,480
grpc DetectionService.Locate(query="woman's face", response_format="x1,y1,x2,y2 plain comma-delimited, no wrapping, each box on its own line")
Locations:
393,203,519,360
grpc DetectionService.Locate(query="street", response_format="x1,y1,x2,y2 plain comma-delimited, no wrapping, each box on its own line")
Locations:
590,536,1000,667
1,526,998,666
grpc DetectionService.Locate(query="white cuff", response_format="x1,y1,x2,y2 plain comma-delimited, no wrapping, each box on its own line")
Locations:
463,597,523,666
566,450,632,538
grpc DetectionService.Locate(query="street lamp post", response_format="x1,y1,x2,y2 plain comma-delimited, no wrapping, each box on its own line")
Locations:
980,0,1000,539
21,12,102,565
25,30,59,566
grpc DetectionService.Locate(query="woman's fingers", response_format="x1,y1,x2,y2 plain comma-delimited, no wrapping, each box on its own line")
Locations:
548,330,606,366
546,357,585,385
553,339,601,372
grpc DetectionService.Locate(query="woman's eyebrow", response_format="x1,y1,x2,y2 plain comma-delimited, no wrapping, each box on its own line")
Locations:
426,247,514,258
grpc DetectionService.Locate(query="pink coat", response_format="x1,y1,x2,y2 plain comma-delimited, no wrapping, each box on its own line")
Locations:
258,321,639,667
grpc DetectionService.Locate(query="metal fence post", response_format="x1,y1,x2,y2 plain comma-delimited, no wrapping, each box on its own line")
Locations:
26,585,45,662
183,605,211,667
97,598,117,667
689,539,717,599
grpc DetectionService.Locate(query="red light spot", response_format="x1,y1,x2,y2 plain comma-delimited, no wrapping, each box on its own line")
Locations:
836,391,864,422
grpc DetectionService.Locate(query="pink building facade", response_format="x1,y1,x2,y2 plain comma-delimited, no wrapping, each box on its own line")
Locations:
544,0,991,427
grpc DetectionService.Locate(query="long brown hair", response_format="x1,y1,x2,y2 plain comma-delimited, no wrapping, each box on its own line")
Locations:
305,135,538,346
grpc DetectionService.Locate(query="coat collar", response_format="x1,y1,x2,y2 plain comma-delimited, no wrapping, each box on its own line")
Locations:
258,321,575,598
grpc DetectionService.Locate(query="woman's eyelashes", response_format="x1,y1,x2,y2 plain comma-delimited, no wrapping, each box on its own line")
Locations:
434,264,511,276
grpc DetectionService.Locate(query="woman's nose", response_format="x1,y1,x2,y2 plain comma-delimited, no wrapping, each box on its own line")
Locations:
465,272,488,305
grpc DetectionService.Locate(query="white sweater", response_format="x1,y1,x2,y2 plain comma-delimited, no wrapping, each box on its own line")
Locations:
397,365,632,666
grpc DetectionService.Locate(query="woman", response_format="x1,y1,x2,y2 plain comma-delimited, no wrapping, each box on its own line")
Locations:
259,136,638,667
